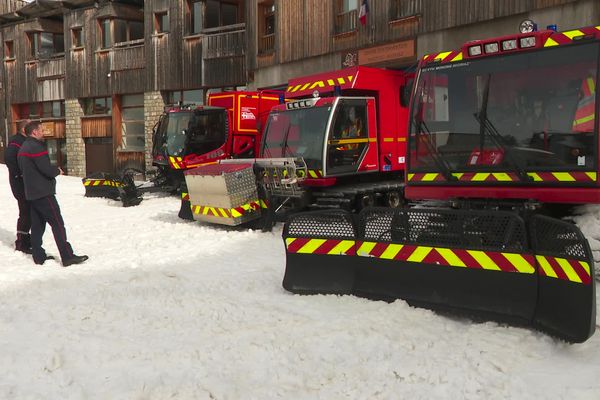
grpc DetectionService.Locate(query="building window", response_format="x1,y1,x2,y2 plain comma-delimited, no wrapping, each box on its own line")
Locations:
335,0,358,34
204,0,241,29
389,0,420,21
100,19,112,48
258,1,275,54
189,0,202,34
155,12,169,33
4,40,14,59
115,19,144,43
72,27,84,48
83,97,112,115
27,31,64,58
167,89,204,104
21,101,65,118
47,139,67,171
100,19,143,48
120,94,145,152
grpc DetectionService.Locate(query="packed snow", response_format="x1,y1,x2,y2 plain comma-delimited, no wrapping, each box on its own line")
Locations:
0,167,599,400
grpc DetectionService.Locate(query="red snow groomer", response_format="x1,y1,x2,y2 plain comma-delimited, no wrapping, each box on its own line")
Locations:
282,24,598,342
83,91,280,210
183,66,413,227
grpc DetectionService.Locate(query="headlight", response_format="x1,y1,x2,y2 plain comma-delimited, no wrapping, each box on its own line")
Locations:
519,36,536,48
502,39,517,51
468,45,482,56
484,43,499,53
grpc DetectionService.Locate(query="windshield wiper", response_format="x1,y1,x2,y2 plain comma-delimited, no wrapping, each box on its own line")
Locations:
475,75,531,182
281,123,293,157
414,86,455,181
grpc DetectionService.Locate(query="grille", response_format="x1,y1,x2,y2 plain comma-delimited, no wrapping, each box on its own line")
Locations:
284,210,356,239
529,215,590,260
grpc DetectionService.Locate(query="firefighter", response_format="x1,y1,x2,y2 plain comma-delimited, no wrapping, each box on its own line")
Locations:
336,106,363,151
18,121,89,267
5,119,32,253
572,75,596,133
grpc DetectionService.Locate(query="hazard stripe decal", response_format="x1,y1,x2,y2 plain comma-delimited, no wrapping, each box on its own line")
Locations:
83,179,122,187
192,199,268,219
286,75,356,93
426,26,600,65
286,238,590,284
409,171,597,183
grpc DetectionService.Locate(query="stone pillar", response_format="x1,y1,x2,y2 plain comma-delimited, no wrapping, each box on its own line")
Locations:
65,99,86,177
144,91,165,171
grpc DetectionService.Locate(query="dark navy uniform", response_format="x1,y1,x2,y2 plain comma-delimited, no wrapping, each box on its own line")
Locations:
18,136,75,264
5,133,31,252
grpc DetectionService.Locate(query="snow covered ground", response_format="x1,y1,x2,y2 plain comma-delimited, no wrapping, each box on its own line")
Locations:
0,167,599,400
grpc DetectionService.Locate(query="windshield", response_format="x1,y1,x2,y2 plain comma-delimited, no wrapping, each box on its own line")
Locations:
153,112,190,157
410,42,599,173
261,105,331,169
153,109,227,157
186,109,228,156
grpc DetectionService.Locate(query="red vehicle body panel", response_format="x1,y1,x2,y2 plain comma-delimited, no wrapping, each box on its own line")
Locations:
406,25,600,204
277,66,412,180
177,91,280,169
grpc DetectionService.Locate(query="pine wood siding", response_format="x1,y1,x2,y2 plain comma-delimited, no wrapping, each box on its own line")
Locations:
145,0,183,91
246,0,580,71
81,116,112,138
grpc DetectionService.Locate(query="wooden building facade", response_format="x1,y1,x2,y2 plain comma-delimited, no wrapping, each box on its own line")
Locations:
245,0,599,89
1,0,598,175
0,0,247,176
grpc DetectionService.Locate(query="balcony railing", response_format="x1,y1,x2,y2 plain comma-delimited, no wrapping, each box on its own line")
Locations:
203,23,246,59
334,9,358,35
258,33,274,54
111,39,145,71
390,0,421,21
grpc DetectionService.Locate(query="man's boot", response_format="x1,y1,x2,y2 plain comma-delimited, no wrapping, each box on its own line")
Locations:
15,233,32,254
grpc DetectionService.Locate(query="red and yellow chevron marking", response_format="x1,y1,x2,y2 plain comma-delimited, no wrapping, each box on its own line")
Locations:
451,172,520,182
408,171,597,183
169,156,185,170
544,26,600,47
422,50,464,64
181,192,190,201
424,26,600,66
356,241,535,274
536,255,592,284
192,199,268,219
284,238,356,255
307,169,323,179
285,238,592,285
286,75,355,93
527,172,597,182
83,179,122,187
407,173,445,182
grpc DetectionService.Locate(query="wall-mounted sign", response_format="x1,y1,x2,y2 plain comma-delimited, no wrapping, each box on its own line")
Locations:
341,51,358,68
358,39,415,66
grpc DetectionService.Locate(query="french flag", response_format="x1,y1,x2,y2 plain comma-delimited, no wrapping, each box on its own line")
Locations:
359,0,369,26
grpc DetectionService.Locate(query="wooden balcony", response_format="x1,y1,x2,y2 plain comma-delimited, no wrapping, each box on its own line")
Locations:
389,0,421,21
258,33,274,55
111,39,145,71
202,23,246,59
334,9,358,35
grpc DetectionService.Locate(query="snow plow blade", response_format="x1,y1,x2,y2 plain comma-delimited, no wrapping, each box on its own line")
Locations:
82,172,123,200
82,172,142,207
282,208,596,343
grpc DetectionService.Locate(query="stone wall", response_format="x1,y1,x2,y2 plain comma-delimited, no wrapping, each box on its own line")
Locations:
144,91,165,171
65,99,85,177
